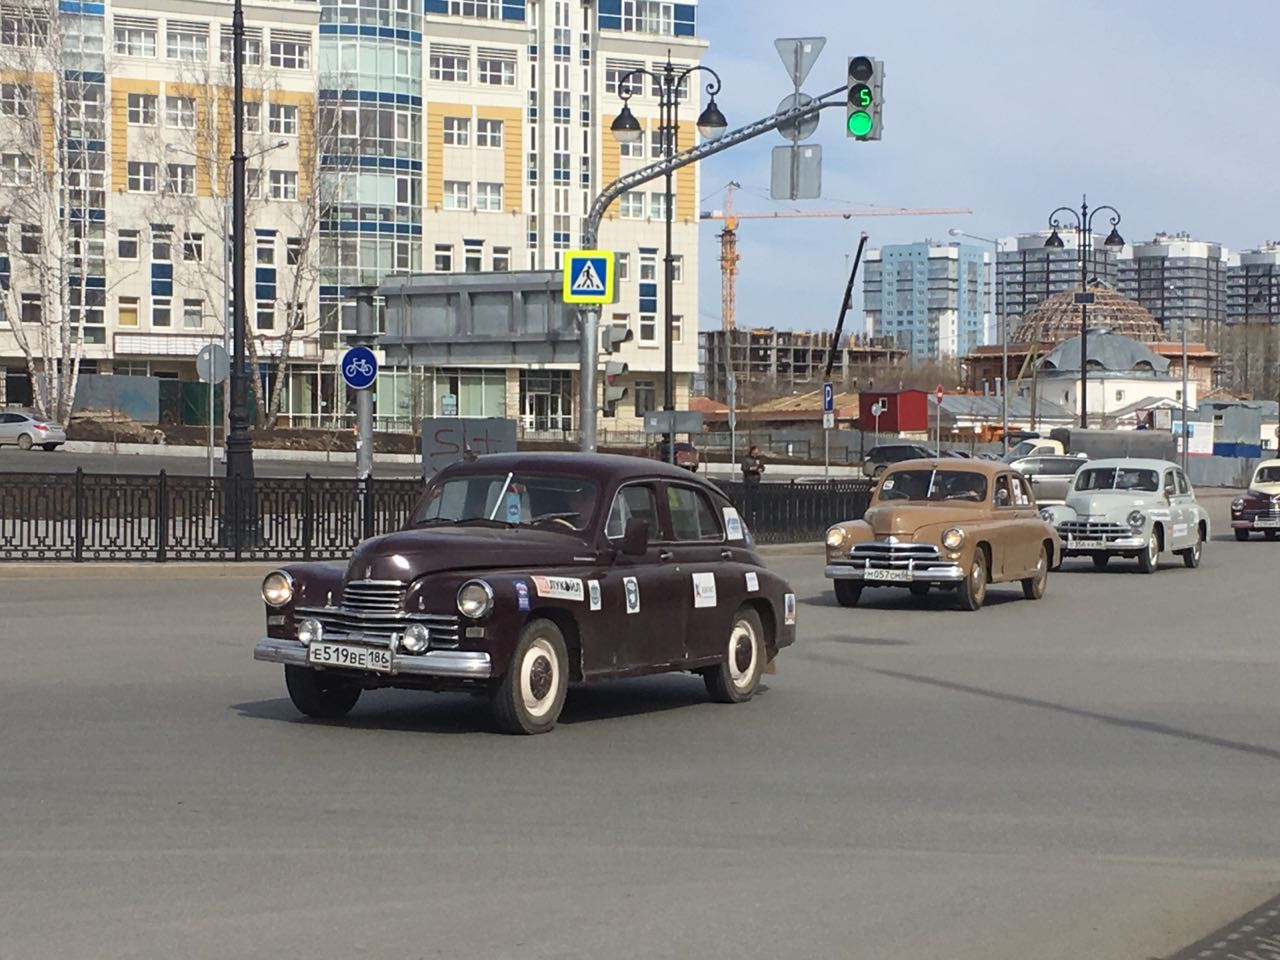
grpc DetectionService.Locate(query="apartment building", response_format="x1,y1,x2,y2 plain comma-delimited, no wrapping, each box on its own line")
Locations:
994,229,1121,334
0,0,323,417
1116,232,1230,342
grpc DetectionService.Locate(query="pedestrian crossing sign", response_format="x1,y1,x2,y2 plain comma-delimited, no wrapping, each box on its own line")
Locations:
563,250,617,304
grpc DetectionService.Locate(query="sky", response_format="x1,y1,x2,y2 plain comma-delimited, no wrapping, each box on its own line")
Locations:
692,0,1280,336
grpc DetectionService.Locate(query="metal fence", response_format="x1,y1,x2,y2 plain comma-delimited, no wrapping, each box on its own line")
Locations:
0,471,872,561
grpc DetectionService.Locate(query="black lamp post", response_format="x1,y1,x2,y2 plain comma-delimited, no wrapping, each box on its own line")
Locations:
1045,195,1124,428
611,57,725,460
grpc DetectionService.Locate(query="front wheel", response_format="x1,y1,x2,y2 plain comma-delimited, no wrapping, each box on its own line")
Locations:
704,607,765,704
491,618,569,735
955,551,987,611
284,664,362,719
833,579,862,607
1178,532,1203,568
1022,545,1049,599
1266,530,1279,541
1136,533,1160,574
1235,528,1251,542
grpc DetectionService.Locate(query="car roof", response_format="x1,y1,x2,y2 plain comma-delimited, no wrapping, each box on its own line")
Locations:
1079,457,1180,471
439,451,720,489
885,458,1008,477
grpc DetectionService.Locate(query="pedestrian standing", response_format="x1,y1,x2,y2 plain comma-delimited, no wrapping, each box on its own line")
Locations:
741,445,764,486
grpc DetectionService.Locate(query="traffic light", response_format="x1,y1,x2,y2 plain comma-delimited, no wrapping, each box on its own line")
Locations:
602,360,628,417
846,55,883,140
601,322,633,354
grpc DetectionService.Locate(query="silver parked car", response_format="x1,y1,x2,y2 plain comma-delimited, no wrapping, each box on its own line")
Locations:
1010,454,1088,506
1042,458,1209,573
0,411,67,451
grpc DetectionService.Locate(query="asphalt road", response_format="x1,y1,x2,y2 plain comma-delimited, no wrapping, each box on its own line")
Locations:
2,502,1277,959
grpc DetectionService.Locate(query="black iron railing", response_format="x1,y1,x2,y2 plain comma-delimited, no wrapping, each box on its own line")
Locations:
0,471,872,561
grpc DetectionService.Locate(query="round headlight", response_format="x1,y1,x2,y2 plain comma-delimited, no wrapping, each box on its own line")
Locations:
1231,497,1244,511
457,579,494,619
401,622,430,654
942,527,965,550
296,617,322,646
262,571,294,607
1127,510,1146,529
825,527,847,548
1039,508,1053,522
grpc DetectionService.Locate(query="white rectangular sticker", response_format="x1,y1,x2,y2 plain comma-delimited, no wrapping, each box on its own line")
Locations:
623,576,640,614
588,579,601,611
784,593,797,625
532,575,584,602
723,506,744,540
745,571,759,592
692,572,717,609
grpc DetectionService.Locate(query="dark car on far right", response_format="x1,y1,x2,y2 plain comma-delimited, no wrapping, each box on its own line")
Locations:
862,442,935,479
1230,459,1280,540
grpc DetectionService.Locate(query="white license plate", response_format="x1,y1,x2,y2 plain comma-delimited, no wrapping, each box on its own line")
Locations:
865,567,911,582
307,642,392,674
1068,539,1106,550
1254,519,1280,528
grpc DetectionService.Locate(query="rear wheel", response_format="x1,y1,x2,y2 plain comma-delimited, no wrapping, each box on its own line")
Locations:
1136,532,1160,574
17,433,33,450
284,665,361,719
491,619,569,735
1091,554,1111,570
703,607,765,704
955,551,987,611
833,579,862,607
1022,545,1049,599
1235,529,1251,542
1178,531,1203,568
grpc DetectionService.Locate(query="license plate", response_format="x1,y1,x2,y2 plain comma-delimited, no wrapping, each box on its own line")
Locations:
307,642,392,674
1254,519,1280,528
1068,539,1106,549
865,567,911,582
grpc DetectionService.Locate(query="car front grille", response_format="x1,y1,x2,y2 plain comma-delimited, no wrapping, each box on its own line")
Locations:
1241,501,1280,521
1056,520,1131,541
849,541,950,571
295,578,461,649
341,579,407,614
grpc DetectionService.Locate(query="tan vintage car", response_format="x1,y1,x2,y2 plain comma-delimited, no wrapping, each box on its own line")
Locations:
824,459,1060,611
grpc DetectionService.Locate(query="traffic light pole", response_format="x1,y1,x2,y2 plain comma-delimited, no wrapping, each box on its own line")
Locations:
577,85,845,452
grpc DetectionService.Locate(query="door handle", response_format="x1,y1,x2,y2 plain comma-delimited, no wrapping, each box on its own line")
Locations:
658,549,673,562
720,549,733,560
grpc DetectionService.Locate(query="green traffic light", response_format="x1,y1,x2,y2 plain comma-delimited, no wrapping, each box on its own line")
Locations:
847,111,873,137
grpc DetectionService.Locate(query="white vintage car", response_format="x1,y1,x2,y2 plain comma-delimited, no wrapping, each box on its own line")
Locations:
1042,458,1209,573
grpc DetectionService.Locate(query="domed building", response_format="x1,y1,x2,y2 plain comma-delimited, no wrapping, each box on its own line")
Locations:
1009,285,1164,345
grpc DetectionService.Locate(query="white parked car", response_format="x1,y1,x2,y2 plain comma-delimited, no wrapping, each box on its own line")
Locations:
1042,458,1209,573
0,411,67,450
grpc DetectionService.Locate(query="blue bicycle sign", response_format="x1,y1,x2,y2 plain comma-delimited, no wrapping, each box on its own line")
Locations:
340,346,378,390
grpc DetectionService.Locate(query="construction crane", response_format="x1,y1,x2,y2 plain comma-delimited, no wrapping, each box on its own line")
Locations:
701,182,973,331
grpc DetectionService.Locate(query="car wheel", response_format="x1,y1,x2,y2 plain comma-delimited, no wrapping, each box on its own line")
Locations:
42,443,59,452
703,607,765,704
491,618,569,735
908,583,930,598
1136,532,1160,574
1266,530,1279,541
1178,532,1203,568
1091,554,1110,570
833,579,862,607
1022,544,1049,600
1234,529,1250,542
872,464,887,479
17,433,33,450
283,664,362,719
955,550,987,611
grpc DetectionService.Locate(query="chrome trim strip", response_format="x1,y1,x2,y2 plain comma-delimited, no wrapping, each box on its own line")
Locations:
254,637,492,679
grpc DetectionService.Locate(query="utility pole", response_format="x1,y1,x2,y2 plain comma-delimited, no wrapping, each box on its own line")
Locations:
352,287,377,480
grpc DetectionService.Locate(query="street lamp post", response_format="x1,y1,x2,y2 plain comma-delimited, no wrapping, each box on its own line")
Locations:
1044,195,1125,428
950,228,1007,453
611,57,725,463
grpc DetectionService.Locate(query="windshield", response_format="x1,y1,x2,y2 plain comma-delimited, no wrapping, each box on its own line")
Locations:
1074,467,1159,492
411,473,599,532
878,469,989,503
1254,466,1280,484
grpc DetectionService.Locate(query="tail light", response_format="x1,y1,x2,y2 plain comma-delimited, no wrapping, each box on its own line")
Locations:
34,423,48,432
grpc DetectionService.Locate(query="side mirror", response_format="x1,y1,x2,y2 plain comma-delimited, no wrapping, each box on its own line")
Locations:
621,517,649,556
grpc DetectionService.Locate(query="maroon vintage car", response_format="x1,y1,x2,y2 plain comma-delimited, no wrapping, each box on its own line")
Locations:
1230,459,1280,541
254,453,796,734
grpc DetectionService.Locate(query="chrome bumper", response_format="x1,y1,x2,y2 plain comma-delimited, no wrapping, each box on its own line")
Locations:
1233,518,1280,529
1060,536,1147,551
254,637,493,680
825,562,965,583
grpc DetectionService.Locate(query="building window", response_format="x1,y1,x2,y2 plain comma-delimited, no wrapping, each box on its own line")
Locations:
127,92,157,125
166,22,209,61
113,17,156,57
492,246,510,272
476,118,503,147
127,161,157,193
447,0,499,16
152,297,171,327
219,28,261,65
269,35,310,69
619,191,644,219
256,300,275,330
244,102,261,133
671,254,684,282
19,293,41,323
604,58,642,95
269,170,298,201
622,0,674,35
394,240,412,271
167,163,195,195
464,244,482,273
165,96,195,129
443,116,470,146
617,252,630,281
619,131,644,158
246,169,261,199
671,314,682,343
152,229,171,262
268,102,298,136
0,82,31,117
286,236,302,266
429,44,469,82
117,296,139,327
1115,390,1125,402
649,192,668,220
443,180,470,210
639,252,656,281
182,232,203,261
256,235,274,264
434,243,453,272
118,229,139,260
475,182,503,212
639,314,656,343
182,298,204,329
634,379,655,416
0,153,32,186
477,49,517,86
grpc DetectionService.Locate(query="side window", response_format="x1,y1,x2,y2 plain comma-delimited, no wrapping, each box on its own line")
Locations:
994,475,1014,507
1014,475,1033,506
1175,470,1190,496
605,484,660,539
666,485,722,542
1164,469,1177,494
